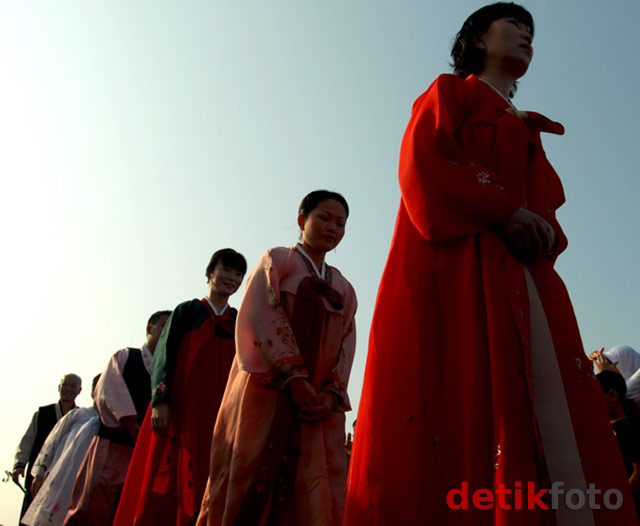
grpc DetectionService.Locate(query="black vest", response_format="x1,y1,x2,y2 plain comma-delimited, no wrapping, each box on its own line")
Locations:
97,348,151,446
28,404,58,466
122,348,151,425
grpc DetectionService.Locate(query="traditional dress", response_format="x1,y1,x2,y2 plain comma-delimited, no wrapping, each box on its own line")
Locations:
197,245,357,526
22,411,99,526
63,346,152,526
344,74,637,525
114,298,238,526
14,402,75,520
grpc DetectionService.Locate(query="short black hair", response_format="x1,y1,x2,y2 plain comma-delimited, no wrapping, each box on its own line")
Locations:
206,248,247,279
596,371,628,400
298,190,349,219
91,374,101,394
148,310,172,326
451,3,534,79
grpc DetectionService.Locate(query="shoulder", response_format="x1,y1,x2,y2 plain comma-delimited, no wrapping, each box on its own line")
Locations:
172,298,208,319
263,246,293,263
111,347,136,362
410,73,476,117
37,403,57,413
420,73,467,98
259,247,299,273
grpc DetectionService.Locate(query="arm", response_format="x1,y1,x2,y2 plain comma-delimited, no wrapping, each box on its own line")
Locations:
322,315,357,412
398,74,521,242
150,302,194,436
150,303,192,407
12,411,38,481
32,410,76,478
235,249,309,389
287,292,356,422
94,350,138,428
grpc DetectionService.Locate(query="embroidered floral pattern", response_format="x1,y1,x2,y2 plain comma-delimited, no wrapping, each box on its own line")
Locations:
153,381,168,399
276,325,294,346
476,171,491,185
476,171,505,190
576,356,595,380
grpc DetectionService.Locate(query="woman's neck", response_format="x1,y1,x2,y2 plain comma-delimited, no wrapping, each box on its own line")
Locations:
478,71,515,99
208,291,229,312
299,242,325,268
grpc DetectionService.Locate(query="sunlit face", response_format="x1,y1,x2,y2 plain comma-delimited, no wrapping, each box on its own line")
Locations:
58,375,82,403
208,261,244,298
298,198,347,254
147,314,169,351
479,17,533,77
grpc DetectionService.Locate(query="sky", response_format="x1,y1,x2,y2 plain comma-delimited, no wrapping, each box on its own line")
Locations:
1,1,639,522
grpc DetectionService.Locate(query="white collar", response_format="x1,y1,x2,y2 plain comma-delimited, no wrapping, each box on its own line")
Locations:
479,77,516,109
205,297,228,316
296,243,326,280
141,345,153,374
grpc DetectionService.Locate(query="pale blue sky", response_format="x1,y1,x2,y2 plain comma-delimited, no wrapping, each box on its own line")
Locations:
1,1,638,521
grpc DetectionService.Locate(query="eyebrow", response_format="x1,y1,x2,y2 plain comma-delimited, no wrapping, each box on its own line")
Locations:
319,208,347,219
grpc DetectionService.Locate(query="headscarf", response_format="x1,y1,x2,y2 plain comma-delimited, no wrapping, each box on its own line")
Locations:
603,345,640,380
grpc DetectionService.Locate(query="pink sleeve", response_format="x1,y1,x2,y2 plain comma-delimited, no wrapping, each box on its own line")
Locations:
95,349,138,427
323,316,356,412
235,249,309,389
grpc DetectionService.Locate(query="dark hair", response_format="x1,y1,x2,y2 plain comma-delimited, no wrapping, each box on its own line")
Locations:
148,310,172,326
298,190,349,219
596,371,639,416
91,374,101,393
451,3,534,80
596,371,628,399
206,248,247,278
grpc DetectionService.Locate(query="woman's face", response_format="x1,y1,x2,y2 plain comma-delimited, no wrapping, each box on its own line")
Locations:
298,198,347,254
479,17,533,77
208,260,244,298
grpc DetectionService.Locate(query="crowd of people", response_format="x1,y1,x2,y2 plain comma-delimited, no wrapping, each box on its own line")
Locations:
11,190,355,526
7,2,640,525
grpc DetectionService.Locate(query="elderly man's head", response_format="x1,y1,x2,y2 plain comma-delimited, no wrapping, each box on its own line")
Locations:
58,374,82,403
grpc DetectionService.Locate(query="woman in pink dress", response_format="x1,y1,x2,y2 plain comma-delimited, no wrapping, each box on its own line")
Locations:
197,190,357,526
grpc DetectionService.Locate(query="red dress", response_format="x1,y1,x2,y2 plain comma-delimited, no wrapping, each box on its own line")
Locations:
114,299,237,526
344,74,637,525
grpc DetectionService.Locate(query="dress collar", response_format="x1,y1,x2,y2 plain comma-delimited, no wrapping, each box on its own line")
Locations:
141,344,153,373
205,297,228,316
478,76,516,109
295,243,326,280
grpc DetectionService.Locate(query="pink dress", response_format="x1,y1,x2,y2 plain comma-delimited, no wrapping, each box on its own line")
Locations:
197,246,357,526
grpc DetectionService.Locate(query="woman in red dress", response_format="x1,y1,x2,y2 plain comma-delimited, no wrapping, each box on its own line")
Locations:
114,248,246,526
344,3,637,525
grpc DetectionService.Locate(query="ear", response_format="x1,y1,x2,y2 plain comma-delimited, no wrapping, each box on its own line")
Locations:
297,214,305,231
146,323,153,336
475,32,486,50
